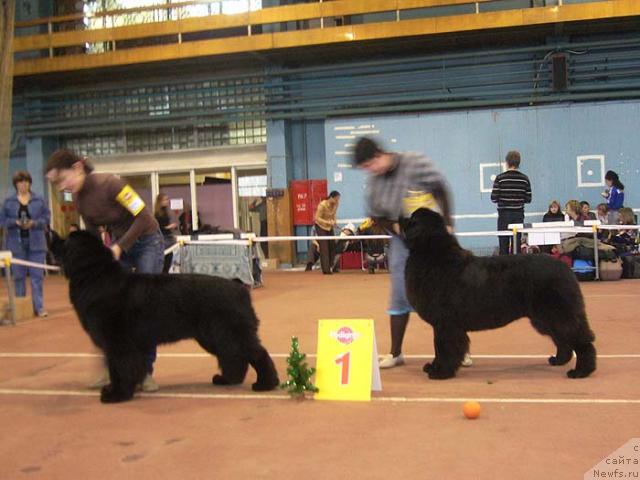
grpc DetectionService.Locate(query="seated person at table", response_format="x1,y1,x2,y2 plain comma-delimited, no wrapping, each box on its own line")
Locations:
607,207,638,255
543,200,564,222
596,203,610,241
541,200,564,253
580,201,597,221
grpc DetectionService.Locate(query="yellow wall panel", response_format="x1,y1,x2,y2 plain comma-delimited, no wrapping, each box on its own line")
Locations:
399,0,493,8
320,0,394,18
14,34,273,75
351,19,437,41
435,10,524,34
271,26,354,49
13,14,254,52
250,3,320,23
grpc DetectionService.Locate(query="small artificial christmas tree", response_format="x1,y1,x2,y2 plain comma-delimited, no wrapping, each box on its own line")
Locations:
280,336,318,400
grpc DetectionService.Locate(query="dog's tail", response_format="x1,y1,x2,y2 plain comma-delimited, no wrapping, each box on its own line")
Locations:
232,280,261,333
569,315,597,379
577,314,596,343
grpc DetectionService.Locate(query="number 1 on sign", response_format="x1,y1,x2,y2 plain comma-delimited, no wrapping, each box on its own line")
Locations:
335,351,351,385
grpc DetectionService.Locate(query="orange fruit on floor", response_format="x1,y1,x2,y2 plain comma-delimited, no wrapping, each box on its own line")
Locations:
463,401,481,419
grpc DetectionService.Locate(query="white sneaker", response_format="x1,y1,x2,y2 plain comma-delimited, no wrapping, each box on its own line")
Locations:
89,370,110,389
462,353,473,367
379,353,405,369
140,374,159,392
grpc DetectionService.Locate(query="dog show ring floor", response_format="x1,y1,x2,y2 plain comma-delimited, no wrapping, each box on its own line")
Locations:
1,272,639,479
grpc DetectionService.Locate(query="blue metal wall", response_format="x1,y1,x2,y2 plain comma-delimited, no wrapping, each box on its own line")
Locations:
266,118,326,258
325,100,640,251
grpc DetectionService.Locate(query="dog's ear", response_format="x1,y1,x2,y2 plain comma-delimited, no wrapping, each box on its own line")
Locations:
399,216,411,235
411,208,446,229
403,208,449,251
50,236,67,262
402,215,429,251
61,231,115,277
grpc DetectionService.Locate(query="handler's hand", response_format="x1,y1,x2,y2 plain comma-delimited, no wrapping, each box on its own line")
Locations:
17,219,33,230
110,243,122,260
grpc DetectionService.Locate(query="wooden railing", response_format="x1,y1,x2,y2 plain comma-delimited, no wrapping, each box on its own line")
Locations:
12,0,640,76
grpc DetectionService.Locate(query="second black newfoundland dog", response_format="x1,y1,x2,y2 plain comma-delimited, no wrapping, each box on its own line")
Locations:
402,208,596,380
57,231,279,403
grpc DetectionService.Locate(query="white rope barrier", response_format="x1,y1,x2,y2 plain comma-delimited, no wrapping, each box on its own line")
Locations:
244,225,639,242
163,238,254,255
0,223,634,276
596,225,640,230
181,239,252,246
3,258,60,272
163,243,181,256
254,234,392,242
458,231,517,237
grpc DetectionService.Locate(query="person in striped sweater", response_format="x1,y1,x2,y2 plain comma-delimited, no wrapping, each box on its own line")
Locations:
491,151,532,255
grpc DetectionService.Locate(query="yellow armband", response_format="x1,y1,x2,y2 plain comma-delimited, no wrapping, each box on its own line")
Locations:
116,185,145,216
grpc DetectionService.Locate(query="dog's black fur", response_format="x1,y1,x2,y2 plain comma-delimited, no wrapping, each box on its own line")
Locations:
54,231,279,403
402,208,596,380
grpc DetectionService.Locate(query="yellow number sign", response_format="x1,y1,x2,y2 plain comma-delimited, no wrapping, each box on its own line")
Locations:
315,319,382,402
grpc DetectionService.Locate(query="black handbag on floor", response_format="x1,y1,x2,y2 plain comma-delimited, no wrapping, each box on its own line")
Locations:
621,255,640,279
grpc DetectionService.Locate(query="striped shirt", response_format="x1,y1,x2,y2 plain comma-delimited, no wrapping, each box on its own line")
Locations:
490,169,532,211
365,152,452,225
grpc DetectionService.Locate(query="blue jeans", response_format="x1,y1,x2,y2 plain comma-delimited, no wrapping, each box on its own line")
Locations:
120,231,165,275
119,231,164,374
12,239,46,314
387,235,414,315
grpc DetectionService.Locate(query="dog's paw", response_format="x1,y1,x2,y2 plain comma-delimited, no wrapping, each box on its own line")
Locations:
252,379,279,392
100,384,133,403
427,369,456,380
567,369,591,379
548,355,571,366
549,350,573,366
212,374,232,385
423,362,455,380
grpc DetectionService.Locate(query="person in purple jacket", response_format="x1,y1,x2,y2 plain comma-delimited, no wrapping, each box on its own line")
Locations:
601,170,625,224
1,171,51,317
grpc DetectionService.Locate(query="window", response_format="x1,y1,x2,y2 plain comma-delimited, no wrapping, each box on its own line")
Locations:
238,175,267,198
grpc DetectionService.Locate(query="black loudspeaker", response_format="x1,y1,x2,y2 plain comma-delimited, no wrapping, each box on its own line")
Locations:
551,54,568,91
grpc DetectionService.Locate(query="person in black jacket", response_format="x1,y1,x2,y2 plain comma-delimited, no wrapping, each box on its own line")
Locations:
543,200,564,222
541,200,565,253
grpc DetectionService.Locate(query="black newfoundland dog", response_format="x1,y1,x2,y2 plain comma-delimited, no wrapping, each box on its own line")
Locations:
56,231,279,403
402,208,596,380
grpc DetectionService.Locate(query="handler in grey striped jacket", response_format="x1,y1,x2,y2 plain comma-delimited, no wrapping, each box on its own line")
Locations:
353,136,473,369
